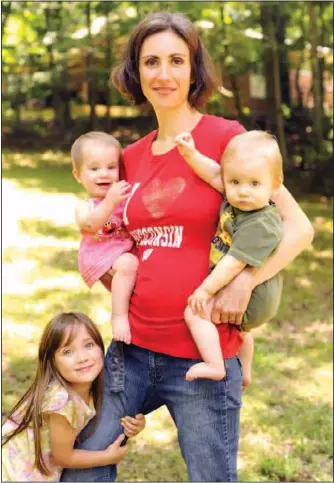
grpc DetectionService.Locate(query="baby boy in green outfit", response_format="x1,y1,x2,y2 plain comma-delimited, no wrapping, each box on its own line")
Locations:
175,130,284,385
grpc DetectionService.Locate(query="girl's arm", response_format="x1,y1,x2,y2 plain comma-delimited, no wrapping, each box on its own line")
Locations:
49,413,128,468
175,133,223,192
211,185,314,325
75,181,131,233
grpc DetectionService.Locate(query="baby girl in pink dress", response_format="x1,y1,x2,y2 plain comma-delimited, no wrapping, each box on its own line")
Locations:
71,131,138,344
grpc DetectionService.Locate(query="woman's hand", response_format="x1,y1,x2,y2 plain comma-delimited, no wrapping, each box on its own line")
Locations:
121,414,146,438
211,268,255,325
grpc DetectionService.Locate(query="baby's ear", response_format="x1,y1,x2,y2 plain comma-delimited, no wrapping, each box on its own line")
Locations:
272,177,283,195
72,168,81,183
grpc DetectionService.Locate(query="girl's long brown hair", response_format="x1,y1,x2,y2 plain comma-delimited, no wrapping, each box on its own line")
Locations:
2,312,105,476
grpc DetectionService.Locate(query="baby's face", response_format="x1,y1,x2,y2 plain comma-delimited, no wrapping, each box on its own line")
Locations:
73,142,120,198
223,154,275,211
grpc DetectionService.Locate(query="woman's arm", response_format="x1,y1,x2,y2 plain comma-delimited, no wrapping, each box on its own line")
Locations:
211,185,314,325
49,413,128,468
252,184,314,286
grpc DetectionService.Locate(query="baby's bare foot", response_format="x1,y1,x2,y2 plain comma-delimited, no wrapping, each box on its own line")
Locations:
112,316,131,345
186,362,226,382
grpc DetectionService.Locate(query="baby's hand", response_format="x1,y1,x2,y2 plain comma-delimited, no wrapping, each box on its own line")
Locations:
188,286,212,318
175,132,196,159
121,414,146,438
106,180,131,205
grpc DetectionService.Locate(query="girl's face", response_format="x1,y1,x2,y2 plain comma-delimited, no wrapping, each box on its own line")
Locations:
139,30,192,112
73,141,120,198
54,324,104,389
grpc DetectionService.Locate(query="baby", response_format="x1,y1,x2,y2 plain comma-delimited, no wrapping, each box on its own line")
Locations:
176,130,284,384
71,132,138,344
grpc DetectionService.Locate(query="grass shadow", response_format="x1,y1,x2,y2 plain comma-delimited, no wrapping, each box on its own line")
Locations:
2,163,80,194
18,219,78,240
2,149,81,194
2,357,37,416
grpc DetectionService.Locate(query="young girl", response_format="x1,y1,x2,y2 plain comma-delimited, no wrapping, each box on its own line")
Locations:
1,312,146,481
71,132,138,345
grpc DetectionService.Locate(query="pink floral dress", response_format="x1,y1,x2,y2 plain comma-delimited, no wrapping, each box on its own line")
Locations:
2,381,95,481
78,199,135,291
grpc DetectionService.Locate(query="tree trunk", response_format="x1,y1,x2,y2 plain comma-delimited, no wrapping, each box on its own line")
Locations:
276,9,291,107
295,4,306,109
44,7,54,69
260,3,288,164
229,75,242,118
104,9,112,131
1,1,12,39
86,3,97,130
50,2,72,133
13,80,23,129
219,3,242,118
318,2,326,117
309,1,323,148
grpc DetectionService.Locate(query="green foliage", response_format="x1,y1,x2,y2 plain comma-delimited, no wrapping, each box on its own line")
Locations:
2,0,333,151
259,455,299,481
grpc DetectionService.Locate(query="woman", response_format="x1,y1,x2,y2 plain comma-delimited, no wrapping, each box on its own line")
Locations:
61,12,313,482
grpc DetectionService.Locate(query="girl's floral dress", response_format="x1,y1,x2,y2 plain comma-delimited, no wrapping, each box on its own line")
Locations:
2,381,95,481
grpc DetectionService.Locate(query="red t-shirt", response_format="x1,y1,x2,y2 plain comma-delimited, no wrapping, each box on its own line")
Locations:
123,114,246,358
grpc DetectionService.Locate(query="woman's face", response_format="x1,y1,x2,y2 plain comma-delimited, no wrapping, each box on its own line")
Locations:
139,30,192,111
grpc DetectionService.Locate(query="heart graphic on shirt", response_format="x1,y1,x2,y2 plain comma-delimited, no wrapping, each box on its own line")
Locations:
141,177,186,218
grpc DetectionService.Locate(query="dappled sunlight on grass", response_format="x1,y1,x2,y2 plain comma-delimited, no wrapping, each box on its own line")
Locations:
3,321,42,340
18,219,78,240
135,408,177,447
2,154,80,194
292,363,333,404
3,105,144,124
118,406,186,482
2,149,72,168
295,276,312,288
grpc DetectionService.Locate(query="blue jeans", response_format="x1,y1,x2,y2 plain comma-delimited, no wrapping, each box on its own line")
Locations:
61,341,243,482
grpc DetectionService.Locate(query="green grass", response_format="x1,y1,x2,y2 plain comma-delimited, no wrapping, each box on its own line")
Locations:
2,148,333,481
3,104,143,123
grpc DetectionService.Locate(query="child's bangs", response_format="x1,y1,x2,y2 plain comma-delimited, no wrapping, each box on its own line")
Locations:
83,322,104,351
58,319,82,348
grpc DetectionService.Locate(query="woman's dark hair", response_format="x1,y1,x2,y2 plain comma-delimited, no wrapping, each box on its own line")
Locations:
111,12,221,108
2,312,105,476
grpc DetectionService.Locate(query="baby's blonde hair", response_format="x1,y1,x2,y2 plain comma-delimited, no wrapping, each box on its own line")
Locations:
222,131,284,187
71,131,121,172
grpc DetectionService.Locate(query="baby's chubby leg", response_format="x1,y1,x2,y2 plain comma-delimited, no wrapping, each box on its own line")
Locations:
184,304,226,381
238,331,254,388
108,253,138,345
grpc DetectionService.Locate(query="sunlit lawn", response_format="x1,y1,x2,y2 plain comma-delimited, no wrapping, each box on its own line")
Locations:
2,148,333,482
3,104,144,123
